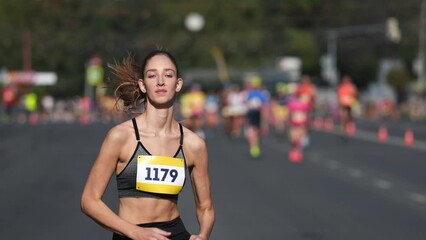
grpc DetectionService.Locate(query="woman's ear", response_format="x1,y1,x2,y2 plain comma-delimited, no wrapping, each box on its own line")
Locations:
138,79,146,93
175,78,183,92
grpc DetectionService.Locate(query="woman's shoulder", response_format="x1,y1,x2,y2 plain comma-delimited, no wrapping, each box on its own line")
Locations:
105,119,135,143
181,125,207,152
181,126,208,165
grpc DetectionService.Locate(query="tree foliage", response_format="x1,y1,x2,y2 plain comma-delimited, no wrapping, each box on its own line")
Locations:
0,0,422,96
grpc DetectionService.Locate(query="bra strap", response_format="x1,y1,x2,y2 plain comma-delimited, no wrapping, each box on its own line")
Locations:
178,123,184,146
132,118,140,141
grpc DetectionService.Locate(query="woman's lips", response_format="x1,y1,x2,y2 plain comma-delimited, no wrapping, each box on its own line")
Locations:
155,89,167,93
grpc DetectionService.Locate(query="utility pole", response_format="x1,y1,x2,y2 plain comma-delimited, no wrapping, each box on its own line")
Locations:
325,30,338,86
418,0,426,90
22,29,32,71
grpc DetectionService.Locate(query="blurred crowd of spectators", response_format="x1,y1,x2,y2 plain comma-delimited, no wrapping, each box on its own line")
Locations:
1,83,426,126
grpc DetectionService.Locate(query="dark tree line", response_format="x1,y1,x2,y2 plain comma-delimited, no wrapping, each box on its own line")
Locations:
0,0,422,97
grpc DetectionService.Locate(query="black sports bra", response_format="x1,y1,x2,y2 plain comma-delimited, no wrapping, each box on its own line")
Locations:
116,118,187,199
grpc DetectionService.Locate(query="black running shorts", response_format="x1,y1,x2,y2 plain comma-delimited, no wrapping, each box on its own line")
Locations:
112,217,191,240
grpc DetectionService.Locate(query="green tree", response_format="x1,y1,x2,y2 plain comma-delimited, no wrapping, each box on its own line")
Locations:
0,0,422,97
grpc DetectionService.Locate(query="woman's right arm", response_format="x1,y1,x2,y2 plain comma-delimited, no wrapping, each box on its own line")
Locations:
80,126,139,237
81,125,172,240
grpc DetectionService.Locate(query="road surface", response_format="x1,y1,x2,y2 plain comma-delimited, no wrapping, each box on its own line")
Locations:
0,119,425,239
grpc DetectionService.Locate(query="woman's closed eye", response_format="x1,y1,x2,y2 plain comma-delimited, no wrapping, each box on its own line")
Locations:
164,70,176,78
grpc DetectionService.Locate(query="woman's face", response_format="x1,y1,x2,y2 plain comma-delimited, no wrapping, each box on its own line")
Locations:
139,54,183,107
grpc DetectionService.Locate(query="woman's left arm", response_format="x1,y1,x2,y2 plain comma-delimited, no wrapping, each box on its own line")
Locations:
185,134,215,240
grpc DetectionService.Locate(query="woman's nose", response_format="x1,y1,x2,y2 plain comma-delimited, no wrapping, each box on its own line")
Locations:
157,76,165,86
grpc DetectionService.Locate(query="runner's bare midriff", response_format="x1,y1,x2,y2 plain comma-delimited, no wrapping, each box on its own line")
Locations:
118,197,179,224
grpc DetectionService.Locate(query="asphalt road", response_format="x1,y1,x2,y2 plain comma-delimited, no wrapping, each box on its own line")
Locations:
1,119,425,240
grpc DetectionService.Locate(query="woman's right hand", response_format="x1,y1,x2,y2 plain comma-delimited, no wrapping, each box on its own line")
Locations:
128,227,171,240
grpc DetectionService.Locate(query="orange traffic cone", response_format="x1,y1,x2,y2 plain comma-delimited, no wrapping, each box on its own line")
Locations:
378,125,388,142
29,112,39,125
313,117,324,130
79,113,91,125
404,128,414,146
346,122,356,136
324,117,334,132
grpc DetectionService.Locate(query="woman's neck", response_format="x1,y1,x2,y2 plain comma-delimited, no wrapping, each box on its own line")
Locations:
140,104,176,134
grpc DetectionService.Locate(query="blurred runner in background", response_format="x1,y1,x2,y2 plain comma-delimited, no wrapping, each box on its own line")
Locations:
244,74,269,158
296,75,317,147
180,83,206,138
204,89,220,135
287,85,311,162
1,83,18,122
222,84,247,138
23,88,38,124
297,75,316,119
337,75,358,137
270,82,293,137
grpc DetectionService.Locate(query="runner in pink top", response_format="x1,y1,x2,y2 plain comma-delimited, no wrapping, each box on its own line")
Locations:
288,95,311,127
287,90,311,162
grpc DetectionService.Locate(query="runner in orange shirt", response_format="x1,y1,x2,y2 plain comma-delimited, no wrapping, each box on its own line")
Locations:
337,75,358,137
297,75,316,109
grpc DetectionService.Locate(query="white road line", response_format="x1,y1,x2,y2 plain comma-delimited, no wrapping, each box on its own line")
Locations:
269,133,426,208
348,168,364,178
372,178,392,190
409,193,426,204
308,153,321,162
317,161,426,208
326,160,340,169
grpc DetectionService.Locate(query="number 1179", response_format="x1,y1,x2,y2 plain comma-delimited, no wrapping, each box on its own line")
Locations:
145,167,178,182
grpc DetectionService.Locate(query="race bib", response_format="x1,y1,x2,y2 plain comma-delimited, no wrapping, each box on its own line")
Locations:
340,96,355,106
292,111,307,123
136,155,185,195
248,98,262,109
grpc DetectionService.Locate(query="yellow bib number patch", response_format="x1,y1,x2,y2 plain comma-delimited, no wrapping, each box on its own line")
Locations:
136,155,185,195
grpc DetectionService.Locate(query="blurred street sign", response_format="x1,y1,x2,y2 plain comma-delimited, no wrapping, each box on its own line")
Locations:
0,71,57,86
386,17,401,43
33,72,57,86
86,65,104,86
276,56,302,82
84,56,104,100
86,56,104,86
